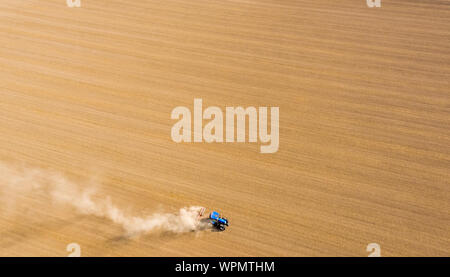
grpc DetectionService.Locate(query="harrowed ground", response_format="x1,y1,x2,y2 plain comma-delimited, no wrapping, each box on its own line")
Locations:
0,0,449,256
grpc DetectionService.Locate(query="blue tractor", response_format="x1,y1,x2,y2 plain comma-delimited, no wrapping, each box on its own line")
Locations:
209,211,229,231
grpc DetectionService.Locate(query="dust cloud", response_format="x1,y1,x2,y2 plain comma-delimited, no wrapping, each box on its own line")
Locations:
0,162,207,235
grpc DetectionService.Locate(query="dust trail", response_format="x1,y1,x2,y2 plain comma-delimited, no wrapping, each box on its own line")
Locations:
0,162,207,235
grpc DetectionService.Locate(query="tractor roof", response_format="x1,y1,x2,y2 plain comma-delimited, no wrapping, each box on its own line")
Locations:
210,211,220,220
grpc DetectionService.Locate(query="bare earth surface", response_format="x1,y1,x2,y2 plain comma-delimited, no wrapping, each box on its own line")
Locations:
0,0,449,256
